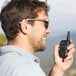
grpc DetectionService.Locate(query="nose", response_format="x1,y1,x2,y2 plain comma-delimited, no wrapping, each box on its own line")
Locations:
46,27,51,34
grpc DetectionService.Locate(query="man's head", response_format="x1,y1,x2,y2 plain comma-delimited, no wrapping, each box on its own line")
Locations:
0,0,49,40
0,0,50,52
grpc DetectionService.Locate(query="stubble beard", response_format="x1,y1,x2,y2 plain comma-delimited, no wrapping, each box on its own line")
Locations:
28,35,46,52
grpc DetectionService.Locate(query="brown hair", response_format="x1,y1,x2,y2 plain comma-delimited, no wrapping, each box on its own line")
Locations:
0,0,49,40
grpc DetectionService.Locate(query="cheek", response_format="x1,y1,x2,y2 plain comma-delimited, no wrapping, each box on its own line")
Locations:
33,25,45,36
33,22,46,32
28,23,46,41
33,29,44,40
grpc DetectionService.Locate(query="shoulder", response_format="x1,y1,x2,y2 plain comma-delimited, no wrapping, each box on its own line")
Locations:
0,52,32,75
0,46,46,76
0,51,30,66
0,52,46,76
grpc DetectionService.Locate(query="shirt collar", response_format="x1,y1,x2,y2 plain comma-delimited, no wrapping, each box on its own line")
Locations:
0,45,40,64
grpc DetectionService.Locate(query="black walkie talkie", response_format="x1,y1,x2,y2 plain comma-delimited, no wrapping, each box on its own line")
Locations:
59,31,70,61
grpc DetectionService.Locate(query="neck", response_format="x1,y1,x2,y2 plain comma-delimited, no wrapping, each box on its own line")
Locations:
7,36,35,54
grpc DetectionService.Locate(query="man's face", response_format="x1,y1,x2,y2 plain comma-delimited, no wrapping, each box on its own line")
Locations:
28,11,50,52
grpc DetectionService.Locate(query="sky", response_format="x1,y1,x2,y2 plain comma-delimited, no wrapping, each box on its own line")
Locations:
0,0,76,36
48,0,76,36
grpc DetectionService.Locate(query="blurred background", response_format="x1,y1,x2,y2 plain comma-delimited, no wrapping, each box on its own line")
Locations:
0,0,76,76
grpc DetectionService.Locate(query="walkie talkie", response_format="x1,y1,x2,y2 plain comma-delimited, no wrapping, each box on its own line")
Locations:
59,31,70,61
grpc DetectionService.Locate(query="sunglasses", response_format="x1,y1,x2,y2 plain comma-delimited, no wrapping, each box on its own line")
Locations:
27,19,49,29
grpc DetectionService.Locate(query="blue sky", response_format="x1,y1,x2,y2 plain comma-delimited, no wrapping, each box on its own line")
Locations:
0,0,76,36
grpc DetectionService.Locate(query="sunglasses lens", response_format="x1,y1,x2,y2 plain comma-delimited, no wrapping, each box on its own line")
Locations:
45,21,49,29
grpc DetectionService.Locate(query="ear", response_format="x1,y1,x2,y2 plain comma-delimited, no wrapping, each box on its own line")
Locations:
19,19,28,35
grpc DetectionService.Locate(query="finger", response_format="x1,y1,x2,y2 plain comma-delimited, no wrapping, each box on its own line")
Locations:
68,48,75,56
68,43,75,50
54,44,60,60
64,55,73,62
54,44,59,56
70,39,73,43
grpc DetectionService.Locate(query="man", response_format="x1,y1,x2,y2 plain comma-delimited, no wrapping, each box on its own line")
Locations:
0,0,75,76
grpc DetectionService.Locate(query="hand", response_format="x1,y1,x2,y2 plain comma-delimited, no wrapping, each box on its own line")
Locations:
54,40,75,72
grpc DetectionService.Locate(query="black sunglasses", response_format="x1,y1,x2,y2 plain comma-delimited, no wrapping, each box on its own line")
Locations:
27,19,49,29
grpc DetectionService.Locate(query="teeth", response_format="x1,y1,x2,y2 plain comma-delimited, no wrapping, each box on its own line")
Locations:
43,38,46,40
